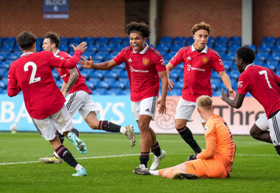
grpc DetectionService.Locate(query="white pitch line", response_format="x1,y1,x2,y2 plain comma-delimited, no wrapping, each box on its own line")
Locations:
0,153,279,166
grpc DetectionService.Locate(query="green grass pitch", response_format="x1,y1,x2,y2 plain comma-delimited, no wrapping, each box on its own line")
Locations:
0,132,279,193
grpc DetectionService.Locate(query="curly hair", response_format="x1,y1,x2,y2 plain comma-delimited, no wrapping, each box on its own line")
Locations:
125,21,150,38
191,22,211,35
16,31,37,50
44,32,60,48
236,47,255,64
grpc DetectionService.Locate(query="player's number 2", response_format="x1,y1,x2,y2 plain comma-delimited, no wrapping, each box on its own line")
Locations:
259,70,272,89
24,62,41,84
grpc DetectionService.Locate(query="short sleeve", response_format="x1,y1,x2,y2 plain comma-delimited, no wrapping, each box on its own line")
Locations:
212,54,225,73
237,72,251,95
169,48,184,67
155,55,166,72
46,52,67,68
113,49,125,65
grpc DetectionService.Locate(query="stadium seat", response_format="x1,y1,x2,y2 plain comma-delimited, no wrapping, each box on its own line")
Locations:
6,53,20,61
255,53,268,62
110,81,126,90
95,81,110,89
173,37,187,45
229,36,241,44
229,71,240,80
186,37,194,45
262,37,276,45
52,71,60,80
0,80,6,90
208,37,215,45
69,37,82,44
215,36,228,44
97,44,112,53
81,53,91,60
3,37,16,46
59,44,69,52
91,53,105,61
0,53,5,61
96,37,109,45
156,44,170,52
214,44,227,54
0,61,11,70
0,37,2,46
109,37,122,45
266,53,280,62
85,81,95,90
111,44,124,52
90,70,105,80
162,53,174,61
207,42,214,48
254,61,264,66
211,79,220,91
60,37,68,44
104,71,119,81
0,44,13,53
266,62,277,72
257,45,272,54
104,53,117,60
56,80,63,88
222,61,232,71
85,44,98,54
160,36,173,45
83,37,95,45
221,53,235,62
244,45,256,52
228,44,240,54
170,44,182,52
272,45,280,53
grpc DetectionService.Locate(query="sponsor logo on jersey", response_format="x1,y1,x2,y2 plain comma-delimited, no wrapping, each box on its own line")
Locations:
187,64,205,72
57,68,61,71
238,81,243,88
130,66,149,73
201,56,209,64
128,58,133,62
142,58,150,66
187,56,191,60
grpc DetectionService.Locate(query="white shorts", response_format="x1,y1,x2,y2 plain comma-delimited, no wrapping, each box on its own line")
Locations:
175,97,205,123
32,105,73,141
256,111,280,146
65,90,100,119
131,96,158,121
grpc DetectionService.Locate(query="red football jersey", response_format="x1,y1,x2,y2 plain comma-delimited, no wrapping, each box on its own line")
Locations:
8,51,81,119
113,44,166,102
55,50,91,94
170,45,224,102
237,64,280,118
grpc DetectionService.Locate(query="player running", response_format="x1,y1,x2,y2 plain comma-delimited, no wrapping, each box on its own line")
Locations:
8,31,87,176
135,95,236,179
39,32,135,164
222,47,280,155
80,22,168,172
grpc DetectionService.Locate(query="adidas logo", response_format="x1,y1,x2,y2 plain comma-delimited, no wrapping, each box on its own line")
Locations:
145,108,150,112
128,58,132,62
187,56,191,60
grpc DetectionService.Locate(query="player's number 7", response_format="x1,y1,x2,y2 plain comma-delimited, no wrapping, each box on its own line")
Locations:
259,70,272,89
24,62,41,84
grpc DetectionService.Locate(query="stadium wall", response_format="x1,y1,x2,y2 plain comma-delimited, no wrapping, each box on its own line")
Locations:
0,95,264,135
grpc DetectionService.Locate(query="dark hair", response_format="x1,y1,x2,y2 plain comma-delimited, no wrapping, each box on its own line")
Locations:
236,47,255,64
44,32,60,48
125,21,150,38
16,31,37,50
191,22,211,35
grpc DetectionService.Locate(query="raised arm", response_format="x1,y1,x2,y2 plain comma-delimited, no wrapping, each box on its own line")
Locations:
80,56,118,70
219,71,236,98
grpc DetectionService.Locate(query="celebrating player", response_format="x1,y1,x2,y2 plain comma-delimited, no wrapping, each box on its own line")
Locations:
222,47,280,155
135,95,236,180
39,32,135,164
80,22,168,172
166,22,234,155
8,31,87,176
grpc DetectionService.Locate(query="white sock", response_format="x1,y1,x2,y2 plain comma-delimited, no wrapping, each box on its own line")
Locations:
120,126,126,134
149,170,159,176
75,164,83,171
53,151,59,158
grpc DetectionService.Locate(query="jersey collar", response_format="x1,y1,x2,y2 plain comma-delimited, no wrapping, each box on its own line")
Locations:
245,63,254,71
21,52,34,57
133,42,149,54
55,49,60,55
191,44,208,53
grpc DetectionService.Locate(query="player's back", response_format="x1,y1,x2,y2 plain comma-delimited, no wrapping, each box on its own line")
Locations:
10,51,65,119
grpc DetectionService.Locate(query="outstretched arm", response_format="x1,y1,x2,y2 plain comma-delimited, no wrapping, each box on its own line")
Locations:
221,89,245,109
219,71,236,98
79,56,118,70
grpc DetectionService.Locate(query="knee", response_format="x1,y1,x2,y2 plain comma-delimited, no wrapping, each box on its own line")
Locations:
138,121,149,133
175,120,187,130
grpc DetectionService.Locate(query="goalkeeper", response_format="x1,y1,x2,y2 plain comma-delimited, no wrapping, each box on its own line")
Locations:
135,95,236,180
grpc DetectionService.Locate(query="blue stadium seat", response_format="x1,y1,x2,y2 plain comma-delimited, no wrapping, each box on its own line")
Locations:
36,37,43,46
104,89,122,95
160,36,173,45
228,44,240,54
104,70,119,81
231,80,238,90
119,71,128,78
186,37,194,45
0,61,11,70
244,45,256,52
83,37,95,45
257,45,272,54
169,72,179,82
229,71,240,80
156,44,170,52
81,53,91,60
266,62,277,72
211,79,220,91
170,44,182,52
215,36,228,44
167,89,182,96
172,81,183,90
85,81,95,90
254,61,264,66
59,44,69,52
91,89,107,95
0,53,5,61
52,71,60,80
91,53,105,61
222,61,233,71
0,80,6,90
96,81,110,89
104,53,117,60
173,37,187,45
110,81,126,89
162,53,173,60
60,37,68,44
111,44,124,52
97,44,112,53
109,37,122,45
262,37,276,45
221,53,235,62
0,37,2,46
0,44,13,53
272,45,280,53
208,37,215,44
6,53,20,61
90,70,104,80
119,89,130,95
207,42,214,48
229,36,241,44
96,37,109,45
266,53,280,62
85,44,98,53
122,37,129,45
3,37,16,46
255,53,268,62
214,44,227,54
69,37,82,44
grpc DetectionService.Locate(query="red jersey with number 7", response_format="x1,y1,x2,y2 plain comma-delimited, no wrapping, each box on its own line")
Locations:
8,51,81,119
237,64,280,118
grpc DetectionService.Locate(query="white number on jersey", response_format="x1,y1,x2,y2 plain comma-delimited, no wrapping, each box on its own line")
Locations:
24,62,41,84
259,70,272,89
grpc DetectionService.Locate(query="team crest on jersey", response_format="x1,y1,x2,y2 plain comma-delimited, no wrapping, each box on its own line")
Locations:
142,58,150,66
57,68,61,71
201,56,209,64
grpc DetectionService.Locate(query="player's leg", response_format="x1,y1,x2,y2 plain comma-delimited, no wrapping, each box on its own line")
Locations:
175,98,202,153
33,117,86,176
268,111,280,155
250,113,272,143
